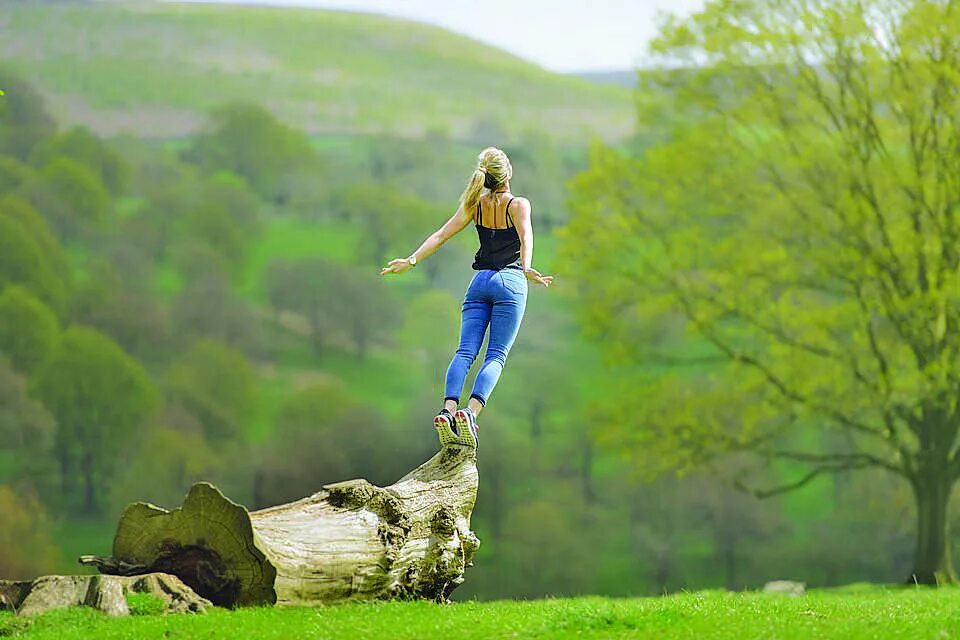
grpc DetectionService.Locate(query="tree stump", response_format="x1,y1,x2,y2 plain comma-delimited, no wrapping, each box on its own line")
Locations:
80,446,480,606
0,573,211,616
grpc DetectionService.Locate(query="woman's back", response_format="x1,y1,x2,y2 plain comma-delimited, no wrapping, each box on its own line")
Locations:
472,192,523,271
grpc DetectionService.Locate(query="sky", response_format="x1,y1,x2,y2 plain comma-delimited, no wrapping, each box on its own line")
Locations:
166,0,708,73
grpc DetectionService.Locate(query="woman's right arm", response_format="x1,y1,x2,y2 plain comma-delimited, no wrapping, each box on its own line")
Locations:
380,204,472,276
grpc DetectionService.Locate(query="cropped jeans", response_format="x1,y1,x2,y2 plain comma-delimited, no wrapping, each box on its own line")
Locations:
444,268,528,407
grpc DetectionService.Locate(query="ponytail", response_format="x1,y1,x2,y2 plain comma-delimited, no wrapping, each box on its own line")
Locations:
459,147,512,220
459,168,486,218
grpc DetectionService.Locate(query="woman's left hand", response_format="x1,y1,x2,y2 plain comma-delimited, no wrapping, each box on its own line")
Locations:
524,267,554,287
380,258,413,276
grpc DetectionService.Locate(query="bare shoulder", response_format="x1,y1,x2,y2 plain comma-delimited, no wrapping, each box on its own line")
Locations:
511,196,532,215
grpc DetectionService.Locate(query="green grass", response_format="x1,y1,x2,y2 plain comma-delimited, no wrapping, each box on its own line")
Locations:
3,589,960,639
2,0,632,142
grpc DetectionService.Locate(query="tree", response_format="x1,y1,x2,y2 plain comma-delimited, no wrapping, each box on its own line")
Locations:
29,126,128,194
0,194,70,281
0,357,58,497
0,68,56,160
253,380,420,507
70,260,172,364
0,486,60,580
164,340,258,445
0,156,34,194
264,257,334,358
171,266,260,353
341,184,439,268
0,285,59,374
560,0,960,584
335,267,395,361
108,427,220,516
0,215,67,315
41,156,110,228
183,102,320,205
31,326,157,514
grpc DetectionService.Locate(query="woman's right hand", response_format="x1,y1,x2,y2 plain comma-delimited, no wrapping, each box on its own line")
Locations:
524,267,554,287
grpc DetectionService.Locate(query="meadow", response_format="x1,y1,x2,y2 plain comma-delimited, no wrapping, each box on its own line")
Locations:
3,588,958,639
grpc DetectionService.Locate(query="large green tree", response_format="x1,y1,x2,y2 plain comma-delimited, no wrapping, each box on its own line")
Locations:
29,126,128,194
0,285,59,374
31,326,157,514
561,0,960,584
183,102,320,205
0,216,67,315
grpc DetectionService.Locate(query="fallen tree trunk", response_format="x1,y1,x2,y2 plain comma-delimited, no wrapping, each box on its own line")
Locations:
80,446,479,607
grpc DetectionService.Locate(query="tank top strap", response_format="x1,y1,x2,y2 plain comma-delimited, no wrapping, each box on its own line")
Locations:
475,201,481,225
504,196,517,228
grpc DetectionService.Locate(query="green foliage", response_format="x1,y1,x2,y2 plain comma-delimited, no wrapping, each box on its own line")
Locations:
561,0,960,583
165,340,258,444
0,357,58,495
0,156,34,193
0,215,66,315
109,427,220,515
254,380,416,506
40,157,110,227
0,485,60,580
180,174,261,281
31,326,157,514
399,289,460,374
341,183,438,268
0,194,70,280
184,102,320,205
0,67,55,160
124,593,167,617
171,270,260,352
0,286,59,374
29,126,128,194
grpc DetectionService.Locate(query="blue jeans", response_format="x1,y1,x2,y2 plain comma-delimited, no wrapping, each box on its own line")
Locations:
444,268,528,407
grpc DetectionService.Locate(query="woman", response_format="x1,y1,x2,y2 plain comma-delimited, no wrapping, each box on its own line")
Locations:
380,147,553,449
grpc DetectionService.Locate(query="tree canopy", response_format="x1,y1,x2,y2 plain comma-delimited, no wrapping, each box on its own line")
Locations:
561,0,960,584
31,326,157,514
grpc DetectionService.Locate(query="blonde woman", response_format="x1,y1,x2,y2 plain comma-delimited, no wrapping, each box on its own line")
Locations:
380,147,553,448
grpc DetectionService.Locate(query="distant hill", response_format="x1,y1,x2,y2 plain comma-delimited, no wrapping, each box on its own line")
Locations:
0,0,634,142
575,70,637,89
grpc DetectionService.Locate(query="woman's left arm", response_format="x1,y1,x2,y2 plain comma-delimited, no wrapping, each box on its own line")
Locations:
512,198,554,287
380,204,472,275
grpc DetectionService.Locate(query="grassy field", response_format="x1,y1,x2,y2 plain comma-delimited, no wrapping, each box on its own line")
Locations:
1,0,633,141
2,588,958,639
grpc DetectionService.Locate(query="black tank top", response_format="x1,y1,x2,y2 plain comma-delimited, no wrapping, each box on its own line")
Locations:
472,195,523,271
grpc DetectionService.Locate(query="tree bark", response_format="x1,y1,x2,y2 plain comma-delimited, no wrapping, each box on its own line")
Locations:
81,446,479,606
909,471,957,585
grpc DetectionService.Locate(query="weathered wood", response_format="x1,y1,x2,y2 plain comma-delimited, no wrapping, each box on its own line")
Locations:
81,446,480,606
0,573,211,616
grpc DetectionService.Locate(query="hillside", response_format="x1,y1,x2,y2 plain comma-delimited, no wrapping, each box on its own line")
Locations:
0,0,634,142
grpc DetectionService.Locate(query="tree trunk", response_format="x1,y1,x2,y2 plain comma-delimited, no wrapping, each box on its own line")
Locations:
909,471,957,585
80,446,479,606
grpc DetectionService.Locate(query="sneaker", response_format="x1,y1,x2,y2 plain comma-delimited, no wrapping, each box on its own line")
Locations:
453,407,479,448
434,408,459,447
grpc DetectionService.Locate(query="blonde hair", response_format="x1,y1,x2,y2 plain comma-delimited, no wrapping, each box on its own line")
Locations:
459,147,512,217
